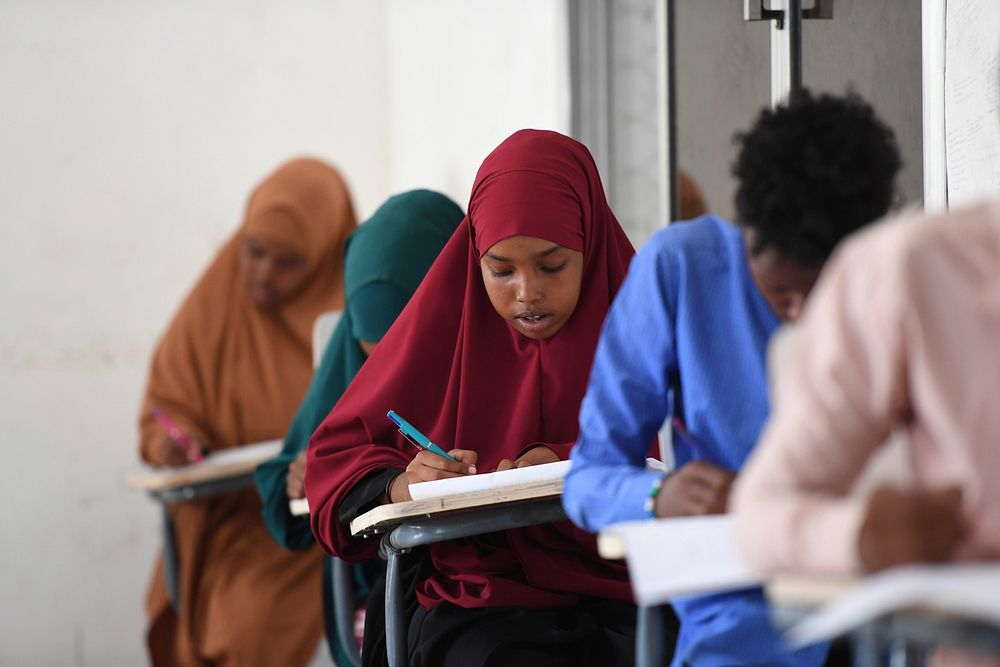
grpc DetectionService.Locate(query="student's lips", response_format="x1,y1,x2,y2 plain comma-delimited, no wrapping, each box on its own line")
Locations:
514,311,554,332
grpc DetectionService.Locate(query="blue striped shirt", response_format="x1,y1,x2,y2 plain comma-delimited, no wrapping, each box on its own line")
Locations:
564,216,828,666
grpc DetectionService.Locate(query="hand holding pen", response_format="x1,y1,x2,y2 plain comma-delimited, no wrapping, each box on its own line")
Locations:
149,405,205,468
385,410,477,503
653,418,735,518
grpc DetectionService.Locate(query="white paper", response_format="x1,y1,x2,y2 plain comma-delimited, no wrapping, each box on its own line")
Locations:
127,440,282,484
607,515,762,606
407,459,571,500
945,0,1000,206
787,563,1000,647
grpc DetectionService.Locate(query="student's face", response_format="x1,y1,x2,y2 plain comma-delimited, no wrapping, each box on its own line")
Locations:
744,230,822,323
239,234,310,308
479,235,584,340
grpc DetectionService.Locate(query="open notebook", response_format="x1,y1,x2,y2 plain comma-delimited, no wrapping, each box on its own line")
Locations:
407,459,572,500
785,563,1000,647
603,515,762,606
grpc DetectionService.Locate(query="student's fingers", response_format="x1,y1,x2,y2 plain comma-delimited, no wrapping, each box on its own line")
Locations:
286,455,307,499
683,462,736,491
678,482,728,515
448,449,478,474
515,446,560,468
496,458,515,472
860,486,967,571
286,471,305,499
153,437,189,467
405,451,471,481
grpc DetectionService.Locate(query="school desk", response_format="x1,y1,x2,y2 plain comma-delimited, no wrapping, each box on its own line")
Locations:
768,565,1000,667
124,440,283,610
598,516,762,667
349,477,566,667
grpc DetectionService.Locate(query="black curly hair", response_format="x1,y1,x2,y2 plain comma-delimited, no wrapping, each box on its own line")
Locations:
732,89,902,267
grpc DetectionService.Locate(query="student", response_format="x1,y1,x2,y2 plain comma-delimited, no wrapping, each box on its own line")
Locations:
731,198,1000,582
305,129,645,667
562,90,902,666
138,158,356,666
254,189,464,665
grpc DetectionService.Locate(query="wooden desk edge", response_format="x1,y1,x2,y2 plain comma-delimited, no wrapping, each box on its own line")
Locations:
766,574,857,608
124,455,275,492
350,478,564,537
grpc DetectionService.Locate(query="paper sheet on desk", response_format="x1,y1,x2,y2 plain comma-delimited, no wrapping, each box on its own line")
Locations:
608,515,761,607
407,460,571,500
787,563,1000,647
124,440,282,489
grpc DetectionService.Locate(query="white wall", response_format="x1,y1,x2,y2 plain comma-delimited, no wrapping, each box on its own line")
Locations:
0,1,567,664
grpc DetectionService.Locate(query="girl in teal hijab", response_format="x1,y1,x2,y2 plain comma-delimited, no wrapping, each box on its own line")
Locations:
254,189,464,665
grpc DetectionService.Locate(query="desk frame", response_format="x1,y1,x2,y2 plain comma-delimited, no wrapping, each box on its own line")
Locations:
351,484,566,667
147,473,258,611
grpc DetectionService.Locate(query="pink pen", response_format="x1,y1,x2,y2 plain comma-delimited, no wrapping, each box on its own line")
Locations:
151,405,205,463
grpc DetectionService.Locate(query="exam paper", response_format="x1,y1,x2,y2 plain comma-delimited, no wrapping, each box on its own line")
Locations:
407,459,571,500
608,515,762,606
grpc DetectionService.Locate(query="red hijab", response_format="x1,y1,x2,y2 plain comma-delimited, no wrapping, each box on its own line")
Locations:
306,129,635,609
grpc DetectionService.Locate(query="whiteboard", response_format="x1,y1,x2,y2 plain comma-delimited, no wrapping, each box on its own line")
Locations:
923,0,1000,211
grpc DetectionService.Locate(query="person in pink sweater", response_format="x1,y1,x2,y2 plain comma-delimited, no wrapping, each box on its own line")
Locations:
732,198,1000,663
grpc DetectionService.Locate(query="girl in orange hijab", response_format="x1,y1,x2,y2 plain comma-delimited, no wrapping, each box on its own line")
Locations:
138,157,357,666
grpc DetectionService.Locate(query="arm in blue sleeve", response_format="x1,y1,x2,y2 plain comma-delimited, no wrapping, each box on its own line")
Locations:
564,239,678,532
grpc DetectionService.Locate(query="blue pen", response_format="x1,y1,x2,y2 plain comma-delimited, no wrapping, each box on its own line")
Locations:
671,417,714,464
387,410,458,462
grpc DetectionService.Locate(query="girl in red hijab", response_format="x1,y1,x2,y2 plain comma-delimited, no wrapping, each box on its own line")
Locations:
306,130,646,666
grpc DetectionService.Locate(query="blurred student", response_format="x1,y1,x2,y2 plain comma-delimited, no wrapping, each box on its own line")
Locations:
139,158,356,666
732,197,1000,615
254,189,463,664
306,130,645,666
563,91,902,666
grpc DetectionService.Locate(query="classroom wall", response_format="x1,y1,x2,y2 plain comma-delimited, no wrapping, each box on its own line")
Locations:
0,2,566,665
676,0,924,220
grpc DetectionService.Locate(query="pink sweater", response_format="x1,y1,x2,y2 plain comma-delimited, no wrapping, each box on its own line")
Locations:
732,199,1000,575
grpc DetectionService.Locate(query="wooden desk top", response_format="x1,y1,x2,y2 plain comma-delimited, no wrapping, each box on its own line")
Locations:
766,574,857,608
124,440,282,492
350,478,564,538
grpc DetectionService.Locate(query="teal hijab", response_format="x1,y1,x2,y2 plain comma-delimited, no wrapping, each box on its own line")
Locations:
256,189,463,547
253,190,462,664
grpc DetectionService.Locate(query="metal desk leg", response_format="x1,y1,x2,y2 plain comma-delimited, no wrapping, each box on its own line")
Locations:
637,604,666,667
161,503,180,612
888,637,927,667
381,536,408,667
853,621,884,667
332,557,362,667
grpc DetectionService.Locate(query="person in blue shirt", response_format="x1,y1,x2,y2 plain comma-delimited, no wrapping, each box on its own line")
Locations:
563,90,902,666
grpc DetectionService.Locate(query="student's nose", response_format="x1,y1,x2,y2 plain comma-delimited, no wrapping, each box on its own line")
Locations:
785,292,806,322
256,256,277,284
515,275,542,305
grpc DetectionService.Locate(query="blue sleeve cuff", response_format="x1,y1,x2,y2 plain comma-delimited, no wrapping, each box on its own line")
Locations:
563,457,665,531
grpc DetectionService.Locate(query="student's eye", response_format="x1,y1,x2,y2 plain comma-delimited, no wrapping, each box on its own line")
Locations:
277,256,305,270
489,268,514,278
540,262,567,274
247,245,266,260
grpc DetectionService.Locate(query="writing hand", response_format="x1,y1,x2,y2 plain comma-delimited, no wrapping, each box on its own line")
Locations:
654,461,735,517
286,450,307,499
150,435,203,468
495,445,560,472
388,449,478,503
858,486,967,572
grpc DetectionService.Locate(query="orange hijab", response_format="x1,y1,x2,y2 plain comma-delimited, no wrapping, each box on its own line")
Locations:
140,158,357,455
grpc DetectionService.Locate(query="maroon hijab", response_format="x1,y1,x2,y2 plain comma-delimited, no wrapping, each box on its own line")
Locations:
306,129,635,609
